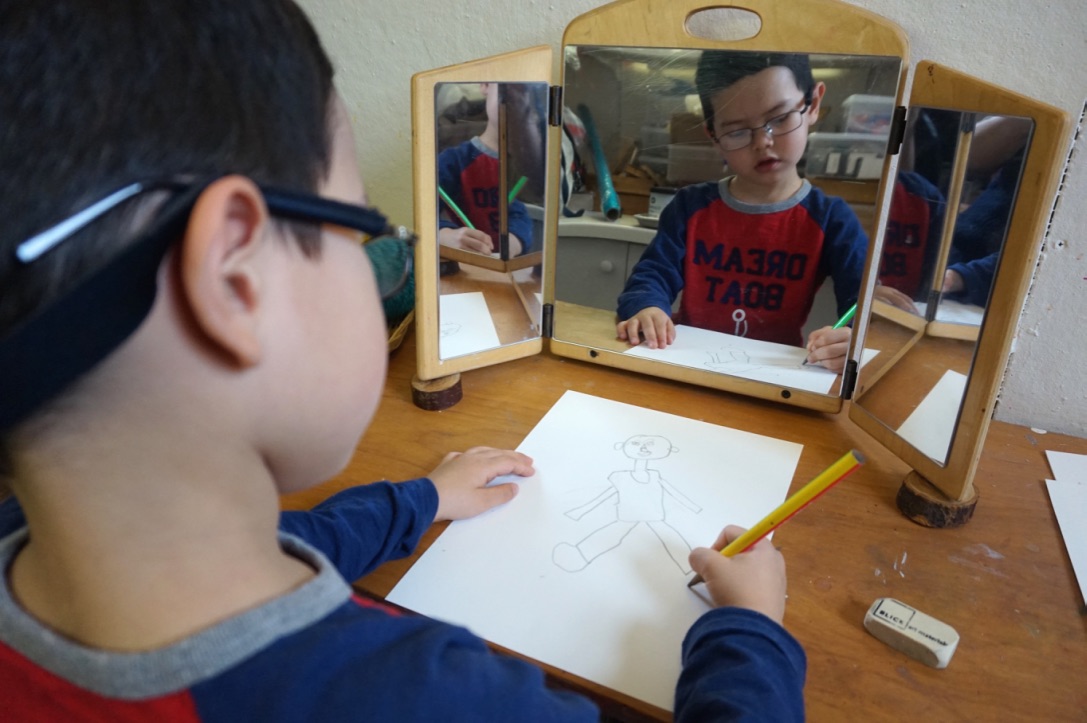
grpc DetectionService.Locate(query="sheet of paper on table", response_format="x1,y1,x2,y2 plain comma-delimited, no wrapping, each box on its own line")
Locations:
914,299,985,326
1044,449,1087,605
438,291,502,359
895,369,968,462
623,323,878,394
388,390,803,711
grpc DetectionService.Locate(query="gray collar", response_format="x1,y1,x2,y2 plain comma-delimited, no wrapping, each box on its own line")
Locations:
0,527,352,699
717,176,812,214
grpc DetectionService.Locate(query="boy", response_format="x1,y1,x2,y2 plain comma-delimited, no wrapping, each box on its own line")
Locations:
617,50,867,373
0,2,804,719
438,83,532,258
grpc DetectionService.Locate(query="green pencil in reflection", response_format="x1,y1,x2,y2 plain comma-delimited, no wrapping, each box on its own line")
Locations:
438,186,475,229
832,302,858,329
507,176,527,203
438,178,527,231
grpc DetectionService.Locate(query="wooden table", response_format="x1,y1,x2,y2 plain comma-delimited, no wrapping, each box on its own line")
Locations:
282,334,1087,721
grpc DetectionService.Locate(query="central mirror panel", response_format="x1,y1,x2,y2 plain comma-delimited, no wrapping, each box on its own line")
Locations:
551,46,902,406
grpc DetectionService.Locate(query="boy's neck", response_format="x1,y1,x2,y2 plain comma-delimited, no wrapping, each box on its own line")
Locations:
727,172,804,205
6,415,315,651
478,124,499,153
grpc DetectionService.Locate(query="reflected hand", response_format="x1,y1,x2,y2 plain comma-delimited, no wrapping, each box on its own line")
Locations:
507,232,525,257
942,269,965,294
805,326,851,373
873,284,919,314
616,307,675,349
429,446,534,521
688,525,788,623
439,227,494,255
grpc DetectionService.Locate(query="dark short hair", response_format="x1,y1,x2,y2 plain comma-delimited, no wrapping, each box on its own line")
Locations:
0,0,335,334
695,50,815,136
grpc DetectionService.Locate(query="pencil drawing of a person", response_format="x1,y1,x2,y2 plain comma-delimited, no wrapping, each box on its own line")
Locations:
552,434,701,574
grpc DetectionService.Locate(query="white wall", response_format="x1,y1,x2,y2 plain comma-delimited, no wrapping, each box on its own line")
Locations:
299,0,1087,437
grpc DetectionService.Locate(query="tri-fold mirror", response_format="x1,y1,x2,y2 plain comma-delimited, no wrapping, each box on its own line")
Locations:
410,0,1067,523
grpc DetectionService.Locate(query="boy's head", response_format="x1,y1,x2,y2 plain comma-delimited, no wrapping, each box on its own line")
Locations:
1,1,390,485
694,50,825,189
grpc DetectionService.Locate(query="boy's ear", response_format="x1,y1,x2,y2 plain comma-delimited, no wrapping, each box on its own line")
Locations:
808,81,828,124
177,176,270,368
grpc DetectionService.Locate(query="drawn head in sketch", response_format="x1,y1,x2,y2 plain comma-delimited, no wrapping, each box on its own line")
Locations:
616,435,677,461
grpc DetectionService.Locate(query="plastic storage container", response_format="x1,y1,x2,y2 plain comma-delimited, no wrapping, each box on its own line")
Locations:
841,94,895,135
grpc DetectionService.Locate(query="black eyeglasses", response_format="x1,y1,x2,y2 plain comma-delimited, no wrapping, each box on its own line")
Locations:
16,177,417,302
1,176,417,430
713,101,812,152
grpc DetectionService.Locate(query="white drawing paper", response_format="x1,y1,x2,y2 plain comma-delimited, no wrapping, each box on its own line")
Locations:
438,292,502,359
623,323,878,394
914,299,986,326
1045,449,1087,605
1045,478,1087,605
1046,450,1087,484
895,369,968,462
388,391,802,711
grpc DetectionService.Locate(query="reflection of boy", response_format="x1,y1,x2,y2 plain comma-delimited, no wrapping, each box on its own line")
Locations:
616,51,868,372
879,171,946,299
438,83,532,256
0,3,803,719
942,153,1022,306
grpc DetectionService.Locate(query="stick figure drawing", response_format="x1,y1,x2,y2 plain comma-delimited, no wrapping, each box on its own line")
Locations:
552,434,702,574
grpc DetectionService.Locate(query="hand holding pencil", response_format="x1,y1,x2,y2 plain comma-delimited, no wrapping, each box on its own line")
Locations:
689,525,789,624
804,302,856,373
688,450,865,619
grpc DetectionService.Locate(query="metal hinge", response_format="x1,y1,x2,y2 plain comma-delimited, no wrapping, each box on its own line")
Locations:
542,302,554,338
548,85,563,127
887,105,908,156
842,359,859,399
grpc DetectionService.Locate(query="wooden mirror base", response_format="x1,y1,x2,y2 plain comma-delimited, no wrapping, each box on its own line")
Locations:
896,470,978,528
411,373,463,411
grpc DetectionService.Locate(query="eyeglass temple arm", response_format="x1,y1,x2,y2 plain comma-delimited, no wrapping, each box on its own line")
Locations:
16,183,149,263
16,179,416,266
259,186,414,244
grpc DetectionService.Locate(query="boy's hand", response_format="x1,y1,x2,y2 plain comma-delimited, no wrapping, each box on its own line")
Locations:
805,326,851,373
616,307,675,349
438,227,493,255
942,269,965,294
429,447,535,521
689,525,788,624
507,233,525,257
873,284,919,314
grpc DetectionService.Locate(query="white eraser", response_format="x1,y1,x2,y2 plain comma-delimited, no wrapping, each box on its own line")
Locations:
863,597,959,669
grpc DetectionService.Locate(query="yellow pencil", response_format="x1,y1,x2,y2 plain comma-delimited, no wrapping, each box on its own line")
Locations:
688,449,865,588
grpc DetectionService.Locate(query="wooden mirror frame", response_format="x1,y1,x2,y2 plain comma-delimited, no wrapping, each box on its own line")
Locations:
411,0,909,412
410,46,554,407
847,61,1070,527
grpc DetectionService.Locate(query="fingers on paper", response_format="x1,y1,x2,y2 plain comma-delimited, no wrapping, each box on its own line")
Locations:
805,326,851,373
429,447,534,521
616,308,675,349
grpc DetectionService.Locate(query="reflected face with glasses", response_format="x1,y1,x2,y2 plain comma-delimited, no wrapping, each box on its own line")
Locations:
707,66,825,202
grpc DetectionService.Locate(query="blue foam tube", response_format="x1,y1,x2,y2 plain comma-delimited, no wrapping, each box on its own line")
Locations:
577,104,621,221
